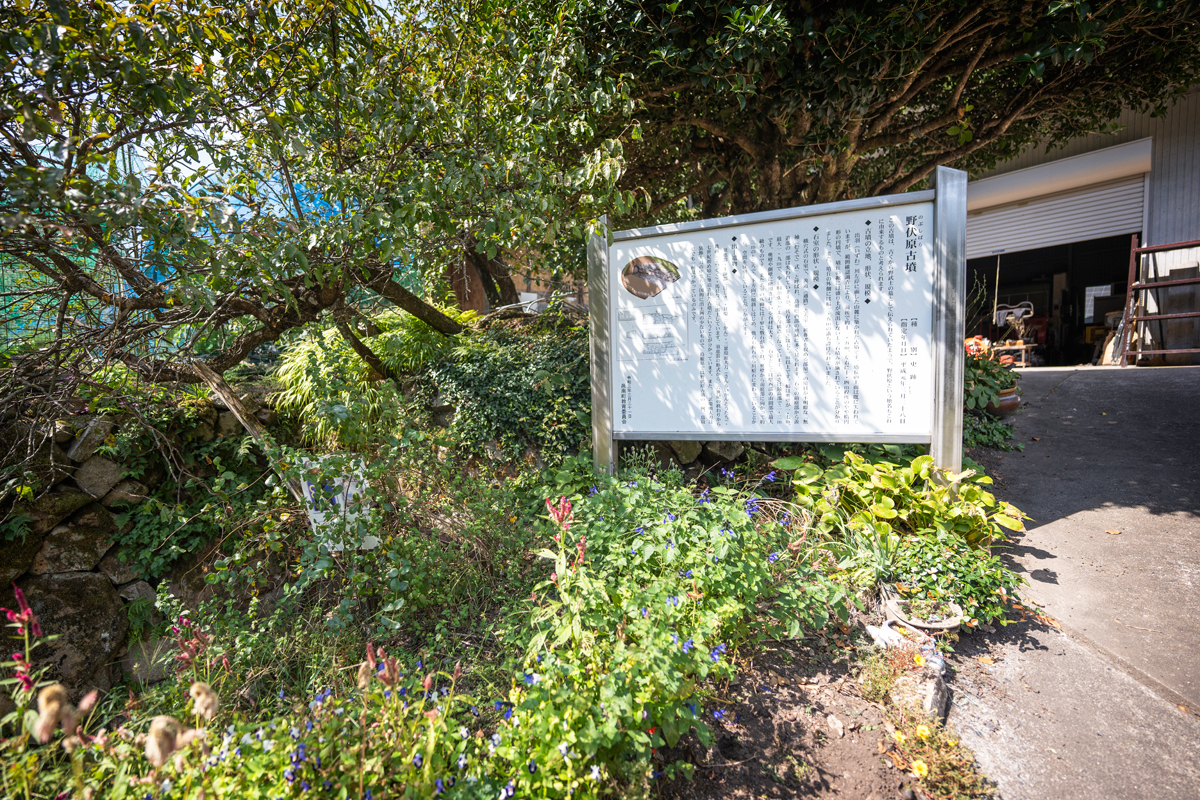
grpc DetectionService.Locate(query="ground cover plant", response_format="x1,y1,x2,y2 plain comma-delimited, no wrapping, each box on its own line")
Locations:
2,427,1031,800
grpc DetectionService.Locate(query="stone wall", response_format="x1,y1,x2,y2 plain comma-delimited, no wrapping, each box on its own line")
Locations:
1,396,276,708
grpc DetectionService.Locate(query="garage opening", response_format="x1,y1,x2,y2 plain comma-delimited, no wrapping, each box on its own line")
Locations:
966,233,1135,365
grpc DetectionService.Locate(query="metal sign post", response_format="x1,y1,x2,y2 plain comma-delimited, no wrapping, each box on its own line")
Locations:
589,167,966,474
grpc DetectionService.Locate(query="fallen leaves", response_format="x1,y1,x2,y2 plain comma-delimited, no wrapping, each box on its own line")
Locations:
1106,529,1122,535
1179,705,1189,714
976,657,995,665
1035,613,1062,630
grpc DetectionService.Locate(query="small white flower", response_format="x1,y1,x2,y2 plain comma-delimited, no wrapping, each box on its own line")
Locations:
262,739,275,752
458,753,468,769
460,726,469,739
491,733,501,747
590,765,601,780
162,779,173,793
557,742,569,758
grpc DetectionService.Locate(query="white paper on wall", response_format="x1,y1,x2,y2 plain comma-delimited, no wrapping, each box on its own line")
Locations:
608,201,936,440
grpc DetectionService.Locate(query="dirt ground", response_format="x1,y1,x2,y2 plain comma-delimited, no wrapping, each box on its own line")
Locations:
659,634,924,800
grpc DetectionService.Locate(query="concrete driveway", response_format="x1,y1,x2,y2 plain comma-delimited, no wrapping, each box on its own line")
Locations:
948,365,1200,799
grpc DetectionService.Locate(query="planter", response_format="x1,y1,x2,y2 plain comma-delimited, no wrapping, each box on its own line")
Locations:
984,387,1021,417
884,593,964,632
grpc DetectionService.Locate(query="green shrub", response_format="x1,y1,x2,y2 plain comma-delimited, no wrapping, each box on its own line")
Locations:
428,314,590,463
500,471,847,791
784,452,1024,547
273,307,475,445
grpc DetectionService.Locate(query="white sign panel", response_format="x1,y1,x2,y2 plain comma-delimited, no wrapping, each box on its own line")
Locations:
607,202,935,440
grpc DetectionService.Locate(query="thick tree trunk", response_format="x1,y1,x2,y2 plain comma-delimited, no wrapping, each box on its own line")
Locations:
465,241,520,309
356,266,463,335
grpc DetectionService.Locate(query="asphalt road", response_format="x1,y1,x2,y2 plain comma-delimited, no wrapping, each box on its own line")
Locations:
948,365,1200,800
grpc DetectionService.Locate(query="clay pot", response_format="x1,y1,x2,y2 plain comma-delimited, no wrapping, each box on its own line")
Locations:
985,387,1021,417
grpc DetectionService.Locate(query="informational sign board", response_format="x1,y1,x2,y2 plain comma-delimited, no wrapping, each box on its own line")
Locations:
588,167,966,472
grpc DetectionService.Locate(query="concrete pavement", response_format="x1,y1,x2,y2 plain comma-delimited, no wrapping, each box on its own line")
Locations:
948,365,1200,799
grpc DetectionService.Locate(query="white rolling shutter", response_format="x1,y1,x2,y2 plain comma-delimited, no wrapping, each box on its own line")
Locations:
966,174,1146,259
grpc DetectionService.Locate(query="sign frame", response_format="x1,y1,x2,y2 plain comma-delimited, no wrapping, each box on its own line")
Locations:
588,166,966,474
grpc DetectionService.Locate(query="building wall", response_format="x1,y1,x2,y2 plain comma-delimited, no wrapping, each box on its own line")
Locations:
978,87,1200,247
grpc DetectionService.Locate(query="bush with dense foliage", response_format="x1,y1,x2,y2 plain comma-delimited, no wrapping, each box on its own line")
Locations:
427,313,591,463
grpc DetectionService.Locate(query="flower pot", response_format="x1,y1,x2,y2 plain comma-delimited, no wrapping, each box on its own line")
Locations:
985,387,1021,417
884,595,964,632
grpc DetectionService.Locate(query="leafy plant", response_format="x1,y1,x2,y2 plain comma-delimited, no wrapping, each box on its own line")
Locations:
428,313,591,463
502,467,848,789
964,413,1023,451
273,308,476,446
964,352,1018,412
892,528,1026,626
784,453,1024,548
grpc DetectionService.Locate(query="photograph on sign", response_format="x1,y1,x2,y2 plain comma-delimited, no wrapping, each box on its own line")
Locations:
607,202,935,441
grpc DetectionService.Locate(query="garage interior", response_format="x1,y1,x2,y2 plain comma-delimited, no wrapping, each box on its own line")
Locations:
966,233,1135,366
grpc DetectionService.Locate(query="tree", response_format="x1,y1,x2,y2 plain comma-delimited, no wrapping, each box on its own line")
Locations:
0,0,625,390
594,0,1200,219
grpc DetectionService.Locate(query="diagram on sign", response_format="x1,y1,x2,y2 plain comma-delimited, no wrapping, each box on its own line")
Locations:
616,302,689,361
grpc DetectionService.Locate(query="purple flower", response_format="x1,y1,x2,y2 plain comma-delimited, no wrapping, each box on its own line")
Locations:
768,552,780,563
713,708,726,721
435,778,445,794
682,638,694,653
710,643,727,662
413,753,423,767
764,471,777,482
589,485,599,496
529,759,537,774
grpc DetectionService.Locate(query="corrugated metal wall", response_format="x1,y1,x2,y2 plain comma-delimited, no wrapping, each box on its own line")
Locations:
966,175,1145,259
976,88,1200,246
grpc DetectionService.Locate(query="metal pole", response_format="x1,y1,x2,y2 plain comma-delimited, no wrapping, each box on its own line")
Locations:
992,255,1000,333
587,216,615,474
931,167,967,473
1119,233,1139,366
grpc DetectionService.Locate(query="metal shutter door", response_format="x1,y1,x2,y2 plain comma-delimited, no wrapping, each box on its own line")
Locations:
966,174,1145,259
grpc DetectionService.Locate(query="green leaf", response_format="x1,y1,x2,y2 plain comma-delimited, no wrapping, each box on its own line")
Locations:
771,455,808,470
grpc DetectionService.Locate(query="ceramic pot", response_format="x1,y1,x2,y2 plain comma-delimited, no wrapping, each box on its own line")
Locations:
985,387,1020,417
